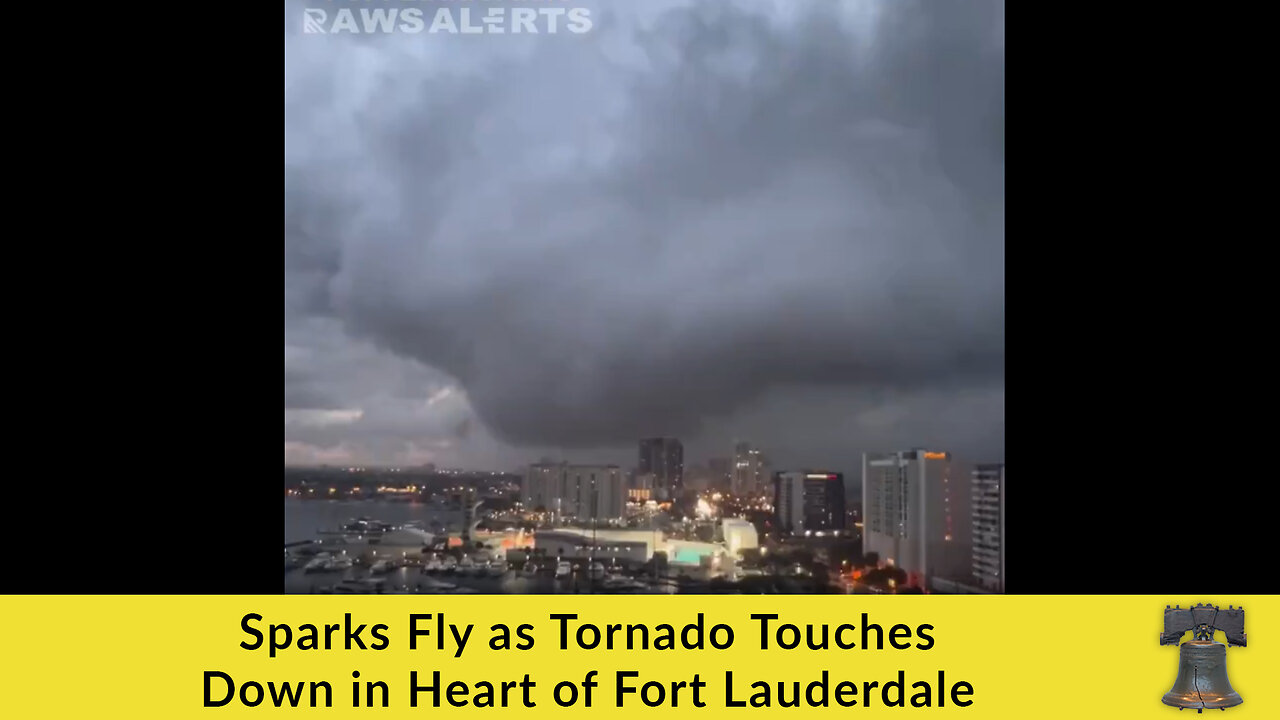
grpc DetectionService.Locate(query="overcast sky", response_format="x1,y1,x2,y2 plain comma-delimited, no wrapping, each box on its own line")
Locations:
284,0,1004,475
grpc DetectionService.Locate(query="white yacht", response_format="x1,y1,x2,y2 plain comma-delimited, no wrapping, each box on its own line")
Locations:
601,575,648,592
333,577,386,594
303,554,335,573
420,577,459,592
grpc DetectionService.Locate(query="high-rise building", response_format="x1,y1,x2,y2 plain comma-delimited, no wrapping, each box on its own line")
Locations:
732,442,769,497
522,463,626,521
773,471,846,533
638,438,684,498
861,449,955,588
971,463,1005,592
461,487,482,544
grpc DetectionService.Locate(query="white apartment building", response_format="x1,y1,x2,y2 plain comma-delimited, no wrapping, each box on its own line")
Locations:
861,449,954,587
971,463,1005,592
522,463,626,521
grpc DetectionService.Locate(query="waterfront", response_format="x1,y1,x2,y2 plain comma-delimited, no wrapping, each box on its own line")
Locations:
284,498,862,595
283,566,676,595
285,498,677,595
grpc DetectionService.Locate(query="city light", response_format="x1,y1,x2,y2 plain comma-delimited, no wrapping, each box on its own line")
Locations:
284,445,1002,595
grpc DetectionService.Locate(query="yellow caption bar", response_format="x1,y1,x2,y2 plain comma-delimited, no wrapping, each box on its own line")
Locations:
1,595,1275,718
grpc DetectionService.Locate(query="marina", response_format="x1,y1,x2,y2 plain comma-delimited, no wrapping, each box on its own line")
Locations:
284,497,847,595
284,498,680,594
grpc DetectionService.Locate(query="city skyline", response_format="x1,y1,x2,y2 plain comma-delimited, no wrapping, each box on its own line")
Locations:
284,0,1005,475
279,440,1002,482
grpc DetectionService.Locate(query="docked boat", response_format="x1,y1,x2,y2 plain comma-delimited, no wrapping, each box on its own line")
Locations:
431,580,478,594
370,559,394,574
303,554,336,573
419,578,460,593
601,575,648,592
333,578,387,594
316,517,395,543
521,562,539,577
555,561,572,579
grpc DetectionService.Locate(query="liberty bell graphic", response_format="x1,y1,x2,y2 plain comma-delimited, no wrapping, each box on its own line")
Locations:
1160,603,1245,712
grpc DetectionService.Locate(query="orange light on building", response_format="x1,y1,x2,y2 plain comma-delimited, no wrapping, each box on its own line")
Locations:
923,452,948,460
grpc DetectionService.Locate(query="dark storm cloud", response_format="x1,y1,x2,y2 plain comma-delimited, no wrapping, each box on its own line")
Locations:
285,318,456,412
283,366,335,410
284,0,1004,455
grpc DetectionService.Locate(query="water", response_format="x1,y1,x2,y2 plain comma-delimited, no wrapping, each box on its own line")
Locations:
285,498,457,544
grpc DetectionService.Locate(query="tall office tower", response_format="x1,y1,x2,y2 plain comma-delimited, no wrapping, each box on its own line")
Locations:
971,463,1005,592
522,463,626,521
773,471,847,533
732,442,768,496
861,449,954,588
459,487,482,544
638,438,684,498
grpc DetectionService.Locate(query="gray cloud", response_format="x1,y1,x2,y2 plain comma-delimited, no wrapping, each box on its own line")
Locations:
284,0,1004,468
